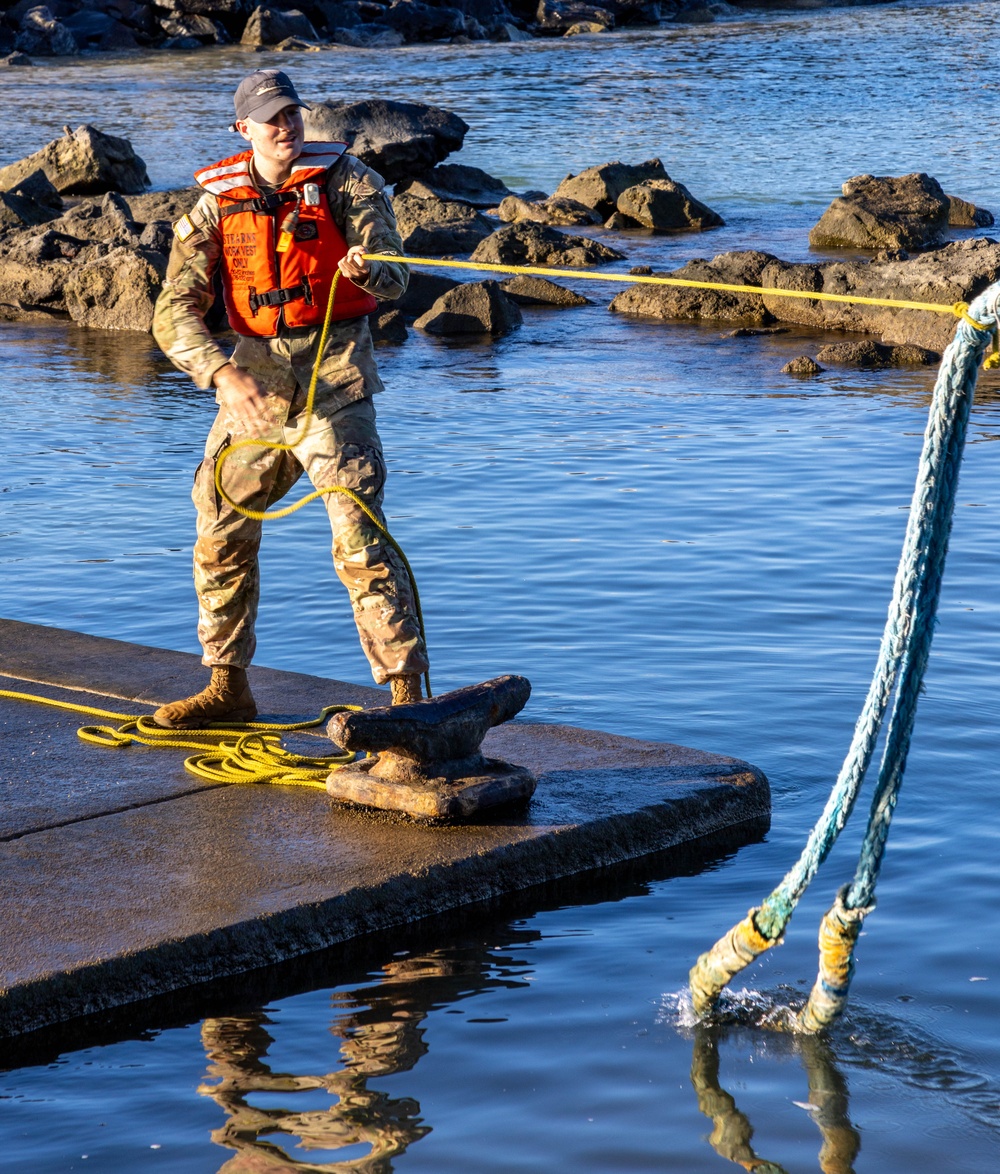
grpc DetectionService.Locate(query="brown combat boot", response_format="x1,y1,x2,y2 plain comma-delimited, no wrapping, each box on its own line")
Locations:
152,666,257,729
389,674,422,705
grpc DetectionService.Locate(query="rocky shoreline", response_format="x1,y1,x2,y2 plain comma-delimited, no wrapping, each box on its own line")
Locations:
0,0,915,61
0,98,996,369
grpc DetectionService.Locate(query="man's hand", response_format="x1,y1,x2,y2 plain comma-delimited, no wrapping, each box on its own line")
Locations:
338,245,371,282
213,363,273,436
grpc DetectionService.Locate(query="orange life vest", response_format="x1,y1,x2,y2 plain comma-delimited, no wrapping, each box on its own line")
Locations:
194,143,378,337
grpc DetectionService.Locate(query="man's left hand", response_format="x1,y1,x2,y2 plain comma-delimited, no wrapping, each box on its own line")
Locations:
338,245,371,281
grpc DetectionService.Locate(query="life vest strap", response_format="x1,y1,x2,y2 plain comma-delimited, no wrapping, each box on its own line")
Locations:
247,276,314,317
220,191,297,219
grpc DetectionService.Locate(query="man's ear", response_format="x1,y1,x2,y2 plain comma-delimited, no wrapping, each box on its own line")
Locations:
235,119,252,143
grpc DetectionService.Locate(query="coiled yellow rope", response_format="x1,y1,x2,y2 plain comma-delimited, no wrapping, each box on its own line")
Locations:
0,687,362,787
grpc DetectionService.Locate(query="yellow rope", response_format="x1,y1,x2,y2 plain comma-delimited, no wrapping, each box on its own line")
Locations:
362,252,972,318
0,686,362,788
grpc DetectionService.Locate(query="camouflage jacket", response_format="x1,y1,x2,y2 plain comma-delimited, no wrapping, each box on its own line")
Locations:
152,152,408,417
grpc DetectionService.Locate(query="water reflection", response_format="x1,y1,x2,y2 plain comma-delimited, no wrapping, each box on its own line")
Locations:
200,941,534,1172
690,1025,860,1174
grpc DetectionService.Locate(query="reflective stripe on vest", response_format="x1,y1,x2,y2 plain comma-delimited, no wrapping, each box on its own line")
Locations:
194,144,378,337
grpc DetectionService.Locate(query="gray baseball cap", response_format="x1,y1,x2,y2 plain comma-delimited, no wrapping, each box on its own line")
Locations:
232,69,311,125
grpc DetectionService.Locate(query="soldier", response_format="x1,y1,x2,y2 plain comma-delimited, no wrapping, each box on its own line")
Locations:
151,69,427,728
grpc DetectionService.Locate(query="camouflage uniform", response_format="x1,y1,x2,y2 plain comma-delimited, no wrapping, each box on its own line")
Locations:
152,153,428,684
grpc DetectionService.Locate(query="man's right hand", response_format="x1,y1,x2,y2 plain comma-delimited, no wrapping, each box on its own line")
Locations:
213,363,273,435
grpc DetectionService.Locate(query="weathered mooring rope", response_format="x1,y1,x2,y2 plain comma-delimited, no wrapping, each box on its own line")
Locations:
688,282,1000,1030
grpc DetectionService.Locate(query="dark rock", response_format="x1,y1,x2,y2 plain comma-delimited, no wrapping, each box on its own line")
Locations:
0,52,34,65
62,9,114,42
396,163,511,208
0,125,149,196
629,264,652,275
98,19,141,49
161,34,203,47
415,279,522,334
383,0,465,40
63,245,166,331
393,192,494,254
124,187,201,222
947,194,994,228
138,219,173,255
240,5,318,43
615,0,660,24
15,6,78,55
160,12,219,38
489,19,531,38
672,3,713,22
614,177,724,231
270,33,325,48
393,268,462,316
498,193,601,226
332,23,404,44
814,340,938,369
554,158,670,219
370,305,408,343
726,325,787,337
471,221,625,267
535,0,612,31
500,274,591,305
0,169,63,232
610,250,778,326
303,99,468,185
782,355,823,376
809,173,951,251
759,239,1000,353
313,0,365,26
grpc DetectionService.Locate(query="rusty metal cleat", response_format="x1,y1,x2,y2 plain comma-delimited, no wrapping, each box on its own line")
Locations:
326,674,535,820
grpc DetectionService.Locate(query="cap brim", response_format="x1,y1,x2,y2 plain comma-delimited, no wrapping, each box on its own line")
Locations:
241,96,312,125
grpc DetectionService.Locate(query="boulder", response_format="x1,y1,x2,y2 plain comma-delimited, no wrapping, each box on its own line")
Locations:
471,221,625,267
14,6,78,55
0,249,73,311
303,99,468,185
0,125,149,196
497,194,601,226
782,356,823,376
947,194,994,228
500,274,591,305
809,173,951,251
124,187,201,222
62,9,115,43
1,227,88,264
1,52,34,65
383,0,466,40
240,5,318,44
554,159,670,219
393,192,494,254
611,238,1000,354
370,304,408,343
564,19,606,32
394,269,462,316
535,0,612,31
414,279,522,334
0,169,63,232
609,250,778,326
63,246,166,331
615,0,660,23
814,340,938,369
396,163,511,208
331,24,404,44
271,34,325,48
98,20,141,49
160,13,222,39
489,20,531,39
613,177,723,231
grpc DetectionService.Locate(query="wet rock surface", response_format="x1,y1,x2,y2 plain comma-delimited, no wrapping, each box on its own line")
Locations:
498,193,602,227
613,177,724,232
471,221,625,266
500,274,591,305
415,278,523,334
393,192,495,254
553,158,671,219
396,163,511,207
814,340,938,369
809,172,951,251
782,355,823,376
610,250,777,326
303,98,468,184
0,124,149,196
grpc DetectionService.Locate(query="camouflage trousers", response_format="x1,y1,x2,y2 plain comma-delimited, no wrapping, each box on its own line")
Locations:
191,395,428,684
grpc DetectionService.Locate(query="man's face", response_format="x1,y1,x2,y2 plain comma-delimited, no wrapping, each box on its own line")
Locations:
236,104,304,169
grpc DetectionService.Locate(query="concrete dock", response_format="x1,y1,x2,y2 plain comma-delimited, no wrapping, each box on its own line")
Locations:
0,618,769,1038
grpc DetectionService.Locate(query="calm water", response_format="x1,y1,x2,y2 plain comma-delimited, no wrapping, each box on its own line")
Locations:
4,5,1000,1170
